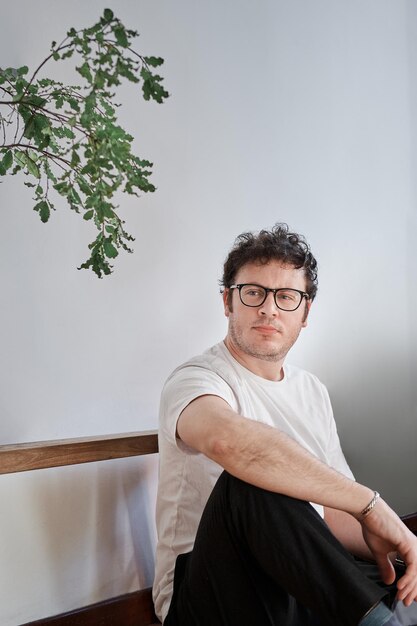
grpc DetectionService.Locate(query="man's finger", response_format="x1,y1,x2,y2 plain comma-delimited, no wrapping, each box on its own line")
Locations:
396,569,417,605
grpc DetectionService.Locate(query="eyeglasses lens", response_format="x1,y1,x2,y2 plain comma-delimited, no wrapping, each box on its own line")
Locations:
240,285,302,311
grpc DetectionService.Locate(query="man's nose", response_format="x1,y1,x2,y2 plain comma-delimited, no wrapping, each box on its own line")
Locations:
258,291,279,315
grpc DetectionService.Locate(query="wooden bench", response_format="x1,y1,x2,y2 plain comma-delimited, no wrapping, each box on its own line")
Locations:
0,431,161,626
1,431,416,625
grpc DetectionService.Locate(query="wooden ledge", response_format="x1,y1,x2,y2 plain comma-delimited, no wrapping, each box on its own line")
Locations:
0,430,159,475
22,587,161,625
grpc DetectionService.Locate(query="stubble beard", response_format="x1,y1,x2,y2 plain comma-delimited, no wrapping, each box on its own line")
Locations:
228,316,301,363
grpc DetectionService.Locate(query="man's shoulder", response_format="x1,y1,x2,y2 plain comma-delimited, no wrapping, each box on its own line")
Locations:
160,343,240,417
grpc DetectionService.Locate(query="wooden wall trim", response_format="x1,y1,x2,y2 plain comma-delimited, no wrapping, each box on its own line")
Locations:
0,430,158,475
21,588,161,626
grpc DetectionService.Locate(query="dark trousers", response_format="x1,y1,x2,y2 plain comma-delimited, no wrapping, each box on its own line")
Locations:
165,471,395,626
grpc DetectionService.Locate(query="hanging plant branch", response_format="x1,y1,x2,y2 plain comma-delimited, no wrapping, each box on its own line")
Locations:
0,8,168,277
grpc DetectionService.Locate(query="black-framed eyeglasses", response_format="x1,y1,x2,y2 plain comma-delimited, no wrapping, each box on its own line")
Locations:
229,284,310,311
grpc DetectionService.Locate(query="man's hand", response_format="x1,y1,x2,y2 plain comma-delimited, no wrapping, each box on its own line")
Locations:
361,499,417,606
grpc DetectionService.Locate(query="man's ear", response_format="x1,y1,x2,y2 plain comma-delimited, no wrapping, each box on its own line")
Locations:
223,289,230,317
302,300,312,327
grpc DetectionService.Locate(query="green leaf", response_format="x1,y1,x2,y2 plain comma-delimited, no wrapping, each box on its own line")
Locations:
22,117,35,139
54,181,69,195
34,200,50,223
67,98,80,112
43,160,57,183
140,68,169,103
17,66,29,75
102,205,115,219
26,95,48,108
83,209,94,220
77,61,93,83
77,176,92,195
144,56,164,68
114,26,128,47
94,70,105,89
103,8,114,21
78,233,114,277
14,150,27,167
1,150,13,172
26,156,40,178
100,100,115,117
69,188,81,205
22,112,50,141
27,149,39,162
70,150,80,167
104,240,118,258
81,162,96,176
62,126,76,139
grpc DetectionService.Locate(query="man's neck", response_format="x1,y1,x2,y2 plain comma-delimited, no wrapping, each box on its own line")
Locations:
223,337,285,382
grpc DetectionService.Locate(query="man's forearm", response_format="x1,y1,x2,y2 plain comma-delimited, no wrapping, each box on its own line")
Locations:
178,395,374,516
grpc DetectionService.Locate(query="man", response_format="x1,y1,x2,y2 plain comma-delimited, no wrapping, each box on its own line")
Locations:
153,224,417,625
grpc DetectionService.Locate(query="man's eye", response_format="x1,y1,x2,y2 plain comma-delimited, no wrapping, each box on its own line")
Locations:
277,291,297,302
243,287,263,297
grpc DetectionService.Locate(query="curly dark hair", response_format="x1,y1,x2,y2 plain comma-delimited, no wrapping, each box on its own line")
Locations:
221,223,318,301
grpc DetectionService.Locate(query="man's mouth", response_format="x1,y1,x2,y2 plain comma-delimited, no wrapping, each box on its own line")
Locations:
252,325,279,334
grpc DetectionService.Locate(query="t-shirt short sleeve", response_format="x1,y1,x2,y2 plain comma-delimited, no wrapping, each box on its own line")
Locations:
159,364,238,450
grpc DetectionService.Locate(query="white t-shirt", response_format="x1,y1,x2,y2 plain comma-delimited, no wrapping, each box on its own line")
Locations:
153,342,354,622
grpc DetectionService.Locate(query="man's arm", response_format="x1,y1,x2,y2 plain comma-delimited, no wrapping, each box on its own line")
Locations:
177,394,417,605
178,394,375,513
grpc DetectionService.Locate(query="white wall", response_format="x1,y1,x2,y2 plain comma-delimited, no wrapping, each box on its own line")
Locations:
0,1,416,623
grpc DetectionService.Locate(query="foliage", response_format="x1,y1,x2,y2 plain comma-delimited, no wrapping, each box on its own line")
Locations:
0,8,168,277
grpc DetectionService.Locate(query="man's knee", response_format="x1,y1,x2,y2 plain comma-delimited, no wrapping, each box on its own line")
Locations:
210,470,319,525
